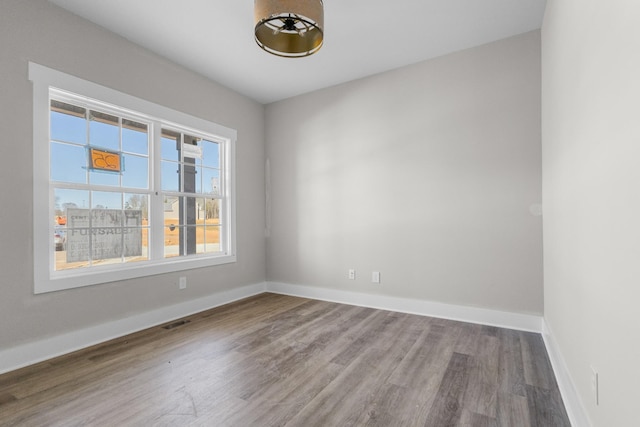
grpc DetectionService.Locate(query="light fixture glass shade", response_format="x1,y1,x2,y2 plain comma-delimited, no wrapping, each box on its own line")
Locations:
254,0,324,58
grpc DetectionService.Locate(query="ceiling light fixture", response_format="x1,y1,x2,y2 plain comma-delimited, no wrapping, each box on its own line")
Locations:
254,0,324,58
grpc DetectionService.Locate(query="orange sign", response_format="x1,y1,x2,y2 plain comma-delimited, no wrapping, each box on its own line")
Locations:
90,148,121,172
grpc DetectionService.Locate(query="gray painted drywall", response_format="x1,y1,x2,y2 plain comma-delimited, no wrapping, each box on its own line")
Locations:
0,0,265,349
265,31,543,315
542,1,640,425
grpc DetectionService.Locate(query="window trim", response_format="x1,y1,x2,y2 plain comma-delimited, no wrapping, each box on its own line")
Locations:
30,62,237,294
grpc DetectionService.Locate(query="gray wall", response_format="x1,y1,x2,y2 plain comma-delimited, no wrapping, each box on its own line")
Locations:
0,0,265,349
542,1,640,425
266,31,543,315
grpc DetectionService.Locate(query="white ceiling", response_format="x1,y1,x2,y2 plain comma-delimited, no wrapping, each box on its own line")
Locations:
49,0,547,104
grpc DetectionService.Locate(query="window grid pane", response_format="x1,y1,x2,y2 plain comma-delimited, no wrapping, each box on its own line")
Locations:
47,90,230,276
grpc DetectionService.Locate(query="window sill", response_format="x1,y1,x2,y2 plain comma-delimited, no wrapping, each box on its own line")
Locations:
35,253,237,294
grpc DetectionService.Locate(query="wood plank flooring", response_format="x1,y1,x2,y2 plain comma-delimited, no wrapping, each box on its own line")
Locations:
0,293,571,426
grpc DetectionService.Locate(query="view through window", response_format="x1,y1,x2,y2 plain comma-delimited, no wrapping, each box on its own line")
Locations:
160,128,222,259
51,94,228,271
51,99,151,270
30,62,237,293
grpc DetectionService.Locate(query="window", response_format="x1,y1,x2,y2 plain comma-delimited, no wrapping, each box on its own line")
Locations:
30,63,236,294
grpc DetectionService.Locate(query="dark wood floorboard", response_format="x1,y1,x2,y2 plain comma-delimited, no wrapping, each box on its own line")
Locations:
0,293,571,426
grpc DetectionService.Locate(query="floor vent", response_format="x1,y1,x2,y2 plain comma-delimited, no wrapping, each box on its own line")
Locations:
162,319,191,330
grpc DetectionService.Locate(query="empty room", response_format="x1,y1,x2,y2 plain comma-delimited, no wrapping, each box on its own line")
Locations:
0,1,637,426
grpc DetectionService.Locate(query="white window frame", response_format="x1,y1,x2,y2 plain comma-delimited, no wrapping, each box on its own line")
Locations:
30,62,237,294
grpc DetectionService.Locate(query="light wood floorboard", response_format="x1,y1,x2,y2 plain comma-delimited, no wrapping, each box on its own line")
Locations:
0,293,570,426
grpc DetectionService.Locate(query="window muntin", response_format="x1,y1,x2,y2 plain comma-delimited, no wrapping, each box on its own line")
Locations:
49,93,229,269
159,128,225,258
30,62,237,294
50,97,152,271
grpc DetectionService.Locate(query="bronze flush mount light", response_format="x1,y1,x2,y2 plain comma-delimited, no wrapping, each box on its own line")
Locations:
254,0,324,58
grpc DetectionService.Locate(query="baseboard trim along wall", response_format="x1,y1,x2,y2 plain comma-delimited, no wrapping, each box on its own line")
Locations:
542,320,592,427
1,281,547,375
5,280,585,426
266,282,543,332
0,282,267,375
266,282,591,426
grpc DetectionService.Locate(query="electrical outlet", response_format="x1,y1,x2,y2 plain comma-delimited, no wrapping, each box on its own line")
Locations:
372,271,380,283
591,366,599,405
348,269,356,280
178,276,187,290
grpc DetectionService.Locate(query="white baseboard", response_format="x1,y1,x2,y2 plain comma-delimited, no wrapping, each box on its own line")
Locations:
542,320,592,427
4,279,584,427
266,283,593,424
0,282,267,375
265,282,543,332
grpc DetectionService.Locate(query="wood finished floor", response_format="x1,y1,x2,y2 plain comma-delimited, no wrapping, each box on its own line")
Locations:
0,293,570,426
